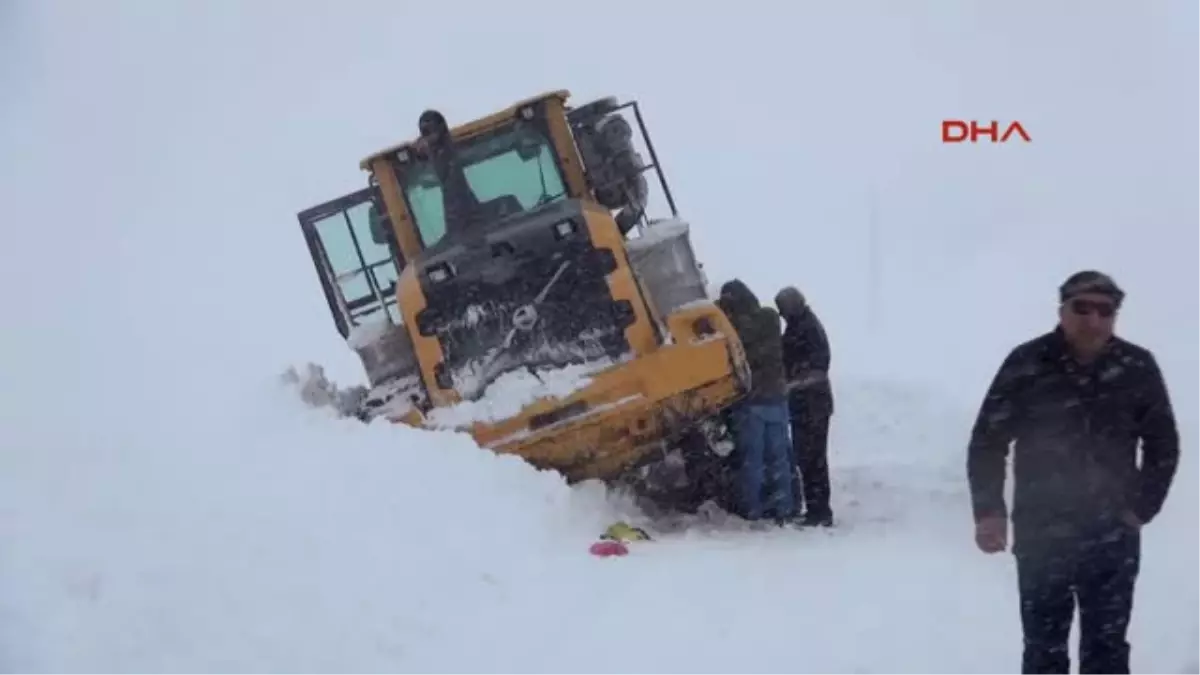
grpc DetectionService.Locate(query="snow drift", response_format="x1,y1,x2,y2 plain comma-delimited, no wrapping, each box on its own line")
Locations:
0,370,1194,673
0,375,606,672
0,376,858,670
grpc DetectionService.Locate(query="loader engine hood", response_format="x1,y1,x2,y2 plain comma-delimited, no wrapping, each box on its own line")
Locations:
413,199,635,400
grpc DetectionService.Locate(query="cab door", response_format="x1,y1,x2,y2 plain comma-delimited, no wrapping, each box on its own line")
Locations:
297,185,405,340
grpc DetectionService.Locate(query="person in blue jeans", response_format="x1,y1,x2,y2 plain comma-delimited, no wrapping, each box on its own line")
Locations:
716,279,795,524
732,401,795,522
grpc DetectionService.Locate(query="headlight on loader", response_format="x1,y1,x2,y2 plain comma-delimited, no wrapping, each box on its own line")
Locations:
552,219,577,239
692,316,717,338
426,261,454,284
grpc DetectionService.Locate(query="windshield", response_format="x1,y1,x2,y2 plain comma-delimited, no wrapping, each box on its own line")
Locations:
402,124,567,247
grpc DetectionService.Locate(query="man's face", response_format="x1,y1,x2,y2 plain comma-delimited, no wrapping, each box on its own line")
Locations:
1058,292,1118,349
419,119,443,147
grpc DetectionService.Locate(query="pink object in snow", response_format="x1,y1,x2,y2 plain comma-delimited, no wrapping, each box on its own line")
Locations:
589,540,629,557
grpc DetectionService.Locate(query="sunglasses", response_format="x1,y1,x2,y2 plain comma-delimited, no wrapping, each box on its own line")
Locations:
1068,298,1116,318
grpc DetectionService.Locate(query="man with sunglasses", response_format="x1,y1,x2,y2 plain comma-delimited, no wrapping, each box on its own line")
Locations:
965,270,1180,674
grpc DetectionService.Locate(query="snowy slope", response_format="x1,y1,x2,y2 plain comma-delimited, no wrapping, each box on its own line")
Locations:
1,1,1196,673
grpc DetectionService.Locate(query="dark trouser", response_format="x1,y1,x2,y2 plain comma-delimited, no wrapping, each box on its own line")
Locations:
1014,525,1141,674
790,411,832,520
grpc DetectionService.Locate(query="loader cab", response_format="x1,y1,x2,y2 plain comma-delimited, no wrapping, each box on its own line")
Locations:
359,89,680,261
297,89,697,409
348,91,681,402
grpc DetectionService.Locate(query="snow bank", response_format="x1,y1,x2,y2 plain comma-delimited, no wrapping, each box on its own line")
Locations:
1,375,1193,672
0,376,620,672
424,360,609,429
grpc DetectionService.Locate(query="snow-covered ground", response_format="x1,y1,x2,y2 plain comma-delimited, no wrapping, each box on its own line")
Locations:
1,1,1196,673
1,374,1195,672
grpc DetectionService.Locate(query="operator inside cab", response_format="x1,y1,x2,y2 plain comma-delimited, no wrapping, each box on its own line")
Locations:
412,109,481,238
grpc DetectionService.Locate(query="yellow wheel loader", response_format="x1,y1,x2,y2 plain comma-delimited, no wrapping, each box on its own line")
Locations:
295,90,749,509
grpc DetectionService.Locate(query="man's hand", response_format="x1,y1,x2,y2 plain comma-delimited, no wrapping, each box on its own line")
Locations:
974,515,1008,554
1121,510,1143,530
787,370,827,391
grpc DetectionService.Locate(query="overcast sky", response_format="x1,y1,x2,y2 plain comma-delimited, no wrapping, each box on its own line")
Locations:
2,0,1195,422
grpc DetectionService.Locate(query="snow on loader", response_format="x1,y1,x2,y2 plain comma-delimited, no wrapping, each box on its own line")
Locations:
294,90,749,510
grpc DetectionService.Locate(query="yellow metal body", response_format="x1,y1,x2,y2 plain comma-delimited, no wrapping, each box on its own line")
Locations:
354,90,749,484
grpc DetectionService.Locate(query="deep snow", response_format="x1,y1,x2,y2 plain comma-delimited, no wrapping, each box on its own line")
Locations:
0,375,1195,673
1,1,1196,673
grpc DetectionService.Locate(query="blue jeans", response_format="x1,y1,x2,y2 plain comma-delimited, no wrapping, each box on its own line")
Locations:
733,400,796,520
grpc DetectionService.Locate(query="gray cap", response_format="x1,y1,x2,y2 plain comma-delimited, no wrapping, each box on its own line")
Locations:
1059,270,1124,306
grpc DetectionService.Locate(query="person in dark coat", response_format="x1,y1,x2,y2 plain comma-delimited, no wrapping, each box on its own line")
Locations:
716,279,795,523
775,286,835,526
412,109,481,237
966,270,1180,675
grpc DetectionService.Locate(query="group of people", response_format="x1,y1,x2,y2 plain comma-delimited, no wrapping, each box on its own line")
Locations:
411,110,1183,673
713,278,836,529
713,270,1181,675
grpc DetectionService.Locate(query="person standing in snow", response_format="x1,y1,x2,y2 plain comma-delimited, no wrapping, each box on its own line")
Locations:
775,286,835,527
716,279,795,524
966,270,1180,674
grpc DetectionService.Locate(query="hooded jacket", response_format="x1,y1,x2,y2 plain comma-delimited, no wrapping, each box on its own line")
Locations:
776,293,833,418
717,280,787,403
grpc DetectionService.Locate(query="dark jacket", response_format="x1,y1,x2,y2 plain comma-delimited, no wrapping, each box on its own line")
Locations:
780,306,833,418
718,280,787,403
967,327,1180,547
413,126,480,237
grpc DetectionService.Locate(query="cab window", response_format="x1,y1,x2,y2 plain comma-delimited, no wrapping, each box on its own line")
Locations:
298,187,403,337
402,124,567,248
